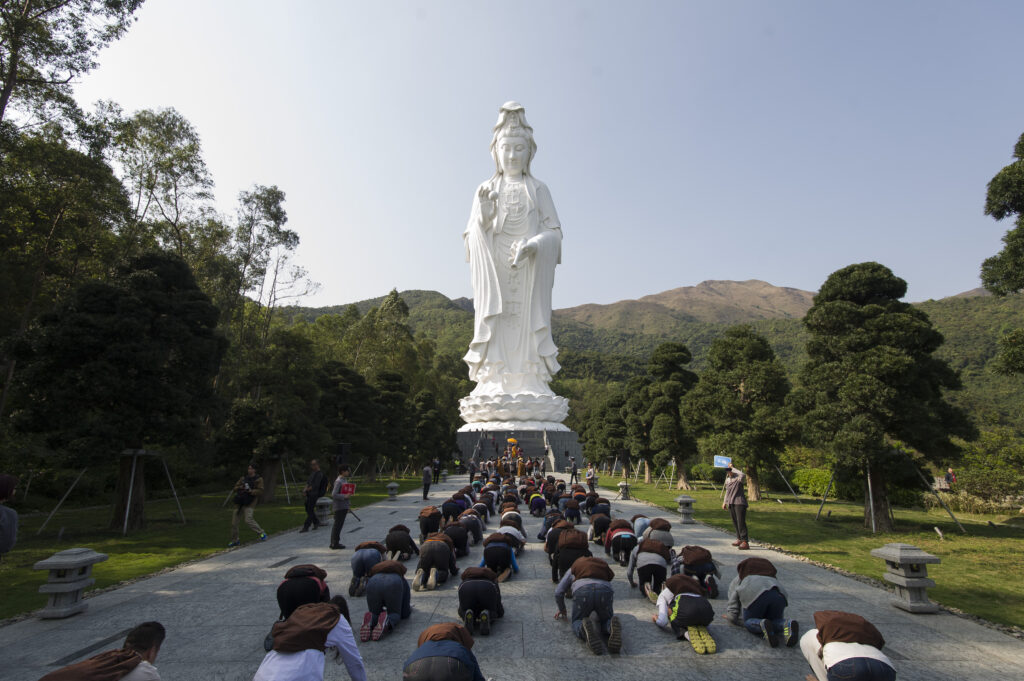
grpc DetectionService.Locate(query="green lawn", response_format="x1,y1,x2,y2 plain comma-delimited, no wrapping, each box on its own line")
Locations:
606,480,1024,629
0,478,420,621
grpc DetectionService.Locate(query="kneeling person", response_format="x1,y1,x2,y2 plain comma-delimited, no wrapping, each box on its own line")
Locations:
554,556,623,656
653,574,716,654
458,566,505,636
800,611,895,681
402,623,485,681
40,621,166,681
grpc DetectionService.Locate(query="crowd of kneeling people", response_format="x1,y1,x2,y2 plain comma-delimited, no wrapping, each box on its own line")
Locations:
42,473,897,681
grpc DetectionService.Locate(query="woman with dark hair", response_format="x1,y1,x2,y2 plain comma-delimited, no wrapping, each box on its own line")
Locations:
0,474,18,558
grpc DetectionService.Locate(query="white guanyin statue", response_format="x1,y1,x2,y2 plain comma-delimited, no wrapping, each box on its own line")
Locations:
459,101,569,431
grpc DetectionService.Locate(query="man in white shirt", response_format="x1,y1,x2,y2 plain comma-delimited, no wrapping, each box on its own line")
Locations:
254,595,366,681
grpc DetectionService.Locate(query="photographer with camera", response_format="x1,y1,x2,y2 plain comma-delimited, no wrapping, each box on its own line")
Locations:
229,463,267,547
722,464,749,550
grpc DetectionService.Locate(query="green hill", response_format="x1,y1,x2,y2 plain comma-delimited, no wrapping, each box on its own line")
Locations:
280,282,1024,431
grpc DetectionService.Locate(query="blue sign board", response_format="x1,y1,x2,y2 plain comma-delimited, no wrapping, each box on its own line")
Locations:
713,455,732,468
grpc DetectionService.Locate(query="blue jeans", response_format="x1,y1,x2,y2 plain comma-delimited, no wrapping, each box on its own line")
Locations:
366,572,411,628
571,584,615,638
350,549,381,579
743,587,787,635
827,657,896,681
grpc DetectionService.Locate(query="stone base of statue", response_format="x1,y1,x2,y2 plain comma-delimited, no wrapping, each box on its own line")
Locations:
458,392,569,431
456,428,581,474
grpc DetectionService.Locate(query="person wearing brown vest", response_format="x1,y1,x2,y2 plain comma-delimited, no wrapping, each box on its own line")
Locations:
418,505,442,543
360,559,412,642
671,545,721,598
723,557,798,648
553,556,622,655
39,621,166,681
459,508,485,544
349,541,386,597
385,524,420,561
414,532,459,591
627,538,672,603
402,623,485,681
458,566,505,635
653,574,717,655
443,520,471,557
799,611,895,681
480,532,519,581
553,526,593,583
587,512,611,544
257,597,367,681
604,518,638,566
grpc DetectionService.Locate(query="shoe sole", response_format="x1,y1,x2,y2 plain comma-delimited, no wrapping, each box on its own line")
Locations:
607,616,622,654
785,620,799,647
359,613,373,642
582,619,604,655
689,630,707,654
413,569,424,592
371,617,387,641
464,610,476,632
497,568,511,583
646,586,658,604
427,568,438,590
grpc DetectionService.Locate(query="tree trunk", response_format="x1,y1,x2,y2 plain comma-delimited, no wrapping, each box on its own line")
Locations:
864,468,895,532
746,469,762,501
260,460,280,504
110,456,147,531
676,471,692,490
365,455,378,482
644,460,652,484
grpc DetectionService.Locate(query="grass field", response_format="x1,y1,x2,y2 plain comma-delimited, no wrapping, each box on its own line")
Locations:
0,478,420,621
605,480,1024,629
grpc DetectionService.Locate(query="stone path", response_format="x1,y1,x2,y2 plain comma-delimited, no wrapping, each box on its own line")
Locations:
2,477,1022,680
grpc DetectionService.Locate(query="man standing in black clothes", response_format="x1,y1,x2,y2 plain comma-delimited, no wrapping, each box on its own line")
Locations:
300,459,328,533
422,462,433,500
330,465,353,550
569,455,579,484
432,458,442,484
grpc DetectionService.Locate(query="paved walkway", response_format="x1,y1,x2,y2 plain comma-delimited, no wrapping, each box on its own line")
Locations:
2,477,1022,680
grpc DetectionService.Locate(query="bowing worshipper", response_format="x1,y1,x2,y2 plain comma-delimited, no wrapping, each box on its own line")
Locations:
443,520,471,557
552,526,592,583
385,524,420,561
553,556,623,656
360,560,412,642
671,545,720,598
458,566,505,635
651,573,716,654
799,611,896,681
642,517,675,548
256,596,366,681
418,505,442,543
459,508,485,544
349,541,385,597
479,532,519,582
39,622,167,681
627,537,672,603
402,623,485,681
414,531,460,590
723,557,799,648
603,518,638,566
588,512,611,545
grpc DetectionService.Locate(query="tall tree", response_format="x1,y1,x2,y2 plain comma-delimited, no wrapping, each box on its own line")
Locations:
0,1,145,127
980,131,1024,375
789,262,976,530
0,131,128,417
11,252,225,529
681,325,790,500
646,342,699,488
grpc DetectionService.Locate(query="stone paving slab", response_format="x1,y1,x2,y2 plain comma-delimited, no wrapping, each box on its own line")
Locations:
2,478,1022,680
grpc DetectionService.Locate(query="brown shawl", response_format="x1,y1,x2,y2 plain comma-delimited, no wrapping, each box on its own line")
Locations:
272,602,341,653
638,538,671,562
460,566,498,582
665,573,704,596
570,556,615,582
680,545,712,566
814,611,886,649
38,649,142,681
369,559,407,577
736,557,777,581
417,622,474,650
355,541,387,553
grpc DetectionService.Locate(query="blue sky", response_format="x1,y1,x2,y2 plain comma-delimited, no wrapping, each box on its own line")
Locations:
73,1,1024,308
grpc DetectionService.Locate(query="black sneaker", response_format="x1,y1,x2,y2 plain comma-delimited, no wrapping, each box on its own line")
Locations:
582,618,604,655
760,619,778,648
607,615,622,654
348,576,359,597
463,609,476,632
479,609,491,636
705,575,719,599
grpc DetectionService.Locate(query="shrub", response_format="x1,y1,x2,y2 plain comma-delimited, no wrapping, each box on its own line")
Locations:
923,490,1007,515
791,468,837,498
690,462,715,481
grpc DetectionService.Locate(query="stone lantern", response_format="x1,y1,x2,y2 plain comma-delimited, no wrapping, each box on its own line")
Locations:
315,496,333,525
675,495,696,524
386,482,400,500
33,547,108,618
617,481,631,500
870,543,940,613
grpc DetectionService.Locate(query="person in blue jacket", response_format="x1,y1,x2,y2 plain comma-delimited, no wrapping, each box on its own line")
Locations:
402,622,485,681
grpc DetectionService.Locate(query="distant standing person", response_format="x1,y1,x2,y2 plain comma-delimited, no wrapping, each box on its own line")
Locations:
569,455,578,484
422,462,433,500
945,467,956,487
722,464,749,550
433,458,442,484
585,464,596,493
300,459,328,533
229,463,266,547
0,474,19,559
330,465,353,550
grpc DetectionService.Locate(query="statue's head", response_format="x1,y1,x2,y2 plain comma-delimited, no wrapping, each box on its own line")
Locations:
490,101,536,177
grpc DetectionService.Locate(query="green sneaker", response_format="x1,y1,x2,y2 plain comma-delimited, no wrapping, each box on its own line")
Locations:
783,619,799,647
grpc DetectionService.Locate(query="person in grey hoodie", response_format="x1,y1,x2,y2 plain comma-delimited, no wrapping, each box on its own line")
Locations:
722,464,749,549
723,557,798,648
330,465,353,550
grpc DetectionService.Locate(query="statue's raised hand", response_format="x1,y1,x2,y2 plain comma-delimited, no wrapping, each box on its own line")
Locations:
479,186,498,226
511,238,537,268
